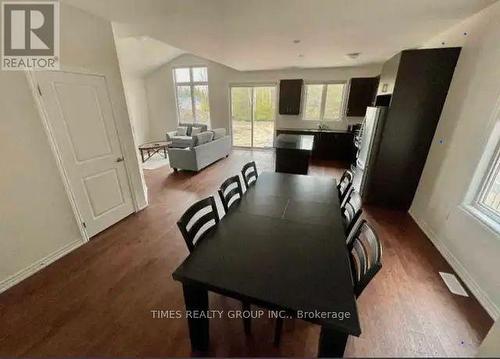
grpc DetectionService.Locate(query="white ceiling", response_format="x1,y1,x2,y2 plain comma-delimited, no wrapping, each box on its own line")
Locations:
114,35,184,76
64,0,496,71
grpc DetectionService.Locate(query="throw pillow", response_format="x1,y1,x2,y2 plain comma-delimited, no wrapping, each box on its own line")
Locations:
171,136,194,148
212,128,227,140
176,126,188,136
193,131,214,147
191,127,202,136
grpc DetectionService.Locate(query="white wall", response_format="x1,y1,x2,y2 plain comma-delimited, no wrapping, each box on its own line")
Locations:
0,3,147,292
114,35,169,146
0,71,84,291
145,53,381,141
477,320,500,357
411,2,500,319
120,75,151,145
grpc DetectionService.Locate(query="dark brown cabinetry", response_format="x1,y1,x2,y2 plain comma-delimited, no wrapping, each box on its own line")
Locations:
364,47,461,210
346,77,379,117
279,79,303,115
276,129,355,162
275,134,314,175
376,52,401,97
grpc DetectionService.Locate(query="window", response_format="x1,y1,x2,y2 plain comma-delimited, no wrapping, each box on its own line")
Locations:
474,143,500,224
303,83,346,121
173,66,210,124
231,85,276,148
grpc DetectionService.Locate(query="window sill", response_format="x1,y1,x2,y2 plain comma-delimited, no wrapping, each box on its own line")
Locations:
460,204,500,237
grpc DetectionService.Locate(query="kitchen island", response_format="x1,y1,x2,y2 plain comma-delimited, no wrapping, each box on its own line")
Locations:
276,128,355,161
275,134,314,174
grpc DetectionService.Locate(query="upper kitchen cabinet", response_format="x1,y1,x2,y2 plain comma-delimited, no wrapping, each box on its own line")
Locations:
279,79,303,115
346,77,379,117
376,52,402,97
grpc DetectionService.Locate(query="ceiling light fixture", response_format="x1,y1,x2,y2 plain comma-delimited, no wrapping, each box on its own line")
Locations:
346,52,361,59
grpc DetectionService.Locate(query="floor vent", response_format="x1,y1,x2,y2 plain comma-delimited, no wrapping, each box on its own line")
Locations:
439,272,469,297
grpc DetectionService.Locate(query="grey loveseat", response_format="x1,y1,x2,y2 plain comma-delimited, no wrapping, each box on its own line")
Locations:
167,126,231,172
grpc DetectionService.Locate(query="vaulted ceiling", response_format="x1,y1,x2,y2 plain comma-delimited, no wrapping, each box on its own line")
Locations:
64,0,496,71
114,35,185,76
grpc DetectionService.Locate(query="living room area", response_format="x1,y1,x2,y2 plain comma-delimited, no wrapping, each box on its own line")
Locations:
119,48,370,175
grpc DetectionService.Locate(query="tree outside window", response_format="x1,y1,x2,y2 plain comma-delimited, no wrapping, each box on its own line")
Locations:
174,67,210,124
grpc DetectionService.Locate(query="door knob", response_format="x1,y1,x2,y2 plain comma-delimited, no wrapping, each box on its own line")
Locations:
116,157,124,162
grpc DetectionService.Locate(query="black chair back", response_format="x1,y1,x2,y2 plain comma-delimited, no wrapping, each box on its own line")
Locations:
342,189,363,236
177,197,219,252
241,161,258,188
349,220,382,297
337,170,353,204
218,175,243,213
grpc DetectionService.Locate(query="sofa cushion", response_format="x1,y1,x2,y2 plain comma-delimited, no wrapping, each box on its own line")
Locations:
193,131,214,147
171,135,194,148
176,126,188,136
179,123,208,136
191,127,202,136
212,128,226,140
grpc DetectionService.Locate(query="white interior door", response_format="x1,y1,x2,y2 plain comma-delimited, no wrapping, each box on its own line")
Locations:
36,71,134,238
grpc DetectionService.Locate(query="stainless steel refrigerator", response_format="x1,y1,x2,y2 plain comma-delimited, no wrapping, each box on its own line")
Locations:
353,106,387,198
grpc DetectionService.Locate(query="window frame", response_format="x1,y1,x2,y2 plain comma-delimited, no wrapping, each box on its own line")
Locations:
462,103,500,235
229,82,278,148
471,140,500,225
173,66,210,125
302,81,348,122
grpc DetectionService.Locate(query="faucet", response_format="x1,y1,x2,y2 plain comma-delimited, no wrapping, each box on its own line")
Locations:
318,123,329,131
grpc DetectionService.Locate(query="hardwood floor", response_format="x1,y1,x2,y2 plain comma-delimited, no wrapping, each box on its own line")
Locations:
0,149,492,357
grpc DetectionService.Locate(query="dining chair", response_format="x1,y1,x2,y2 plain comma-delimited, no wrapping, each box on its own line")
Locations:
179,196,252,335
177,196,219,252
349,220,383,297
218,175,244,213
241,161,258,189
274,214,372,346
274,220,382,347
341,189,363,237
337,169,353,205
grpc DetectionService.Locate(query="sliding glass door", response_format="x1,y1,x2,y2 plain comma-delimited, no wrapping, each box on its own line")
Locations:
231,85,276,148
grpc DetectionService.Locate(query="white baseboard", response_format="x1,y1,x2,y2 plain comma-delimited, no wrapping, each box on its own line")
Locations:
0,239,84,294
409,209,500,320
136,186,149,212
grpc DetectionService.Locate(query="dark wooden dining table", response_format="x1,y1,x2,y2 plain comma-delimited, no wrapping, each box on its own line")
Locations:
172,172,360,357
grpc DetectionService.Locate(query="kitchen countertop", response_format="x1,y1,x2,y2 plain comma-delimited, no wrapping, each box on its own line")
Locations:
276,127,351,134
275,134,314,151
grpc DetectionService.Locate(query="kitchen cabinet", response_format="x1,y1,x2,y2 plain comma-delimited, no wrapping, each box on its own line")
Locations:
279,79,303,115
275,129,355,162
275,134,314,175
346,77,379,117
364,47,461,209
376,52,402,96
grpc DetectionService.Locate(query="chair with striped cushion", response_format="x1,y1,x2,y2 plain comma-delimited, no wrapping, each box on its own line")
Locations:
177,197,219,252
241,161,258,189
349,220,382,297
341,189,363,237
337,170,353,204
218,175,244,214
273,215,375,347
